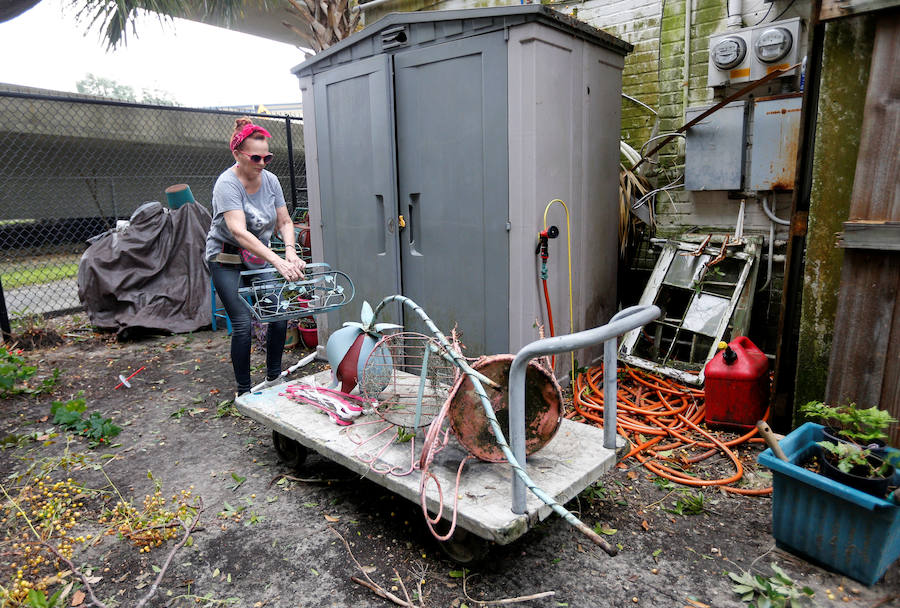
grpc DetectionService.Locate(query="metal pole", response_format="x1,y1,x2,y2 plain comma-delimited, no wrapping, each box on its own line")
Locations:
602,306,655,451
603,336,618,450
509,305,661,513
0,276,11,341
285,117,298,210
110,180,117,219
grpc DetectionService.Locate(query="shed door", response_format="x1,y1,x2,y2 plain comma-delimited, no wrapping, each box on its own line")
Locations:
393,32,510,356
312,54,401,327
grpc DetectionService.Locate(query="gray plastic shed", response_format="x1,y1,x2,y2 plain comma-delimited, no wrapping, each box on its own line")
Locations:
294,6,632,376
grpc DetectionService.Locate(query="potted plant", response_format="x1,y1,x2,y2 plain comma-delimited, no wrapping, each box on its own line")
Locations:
758,422,900,585
799,400,896,447
298,317,318,349
816,440,894,497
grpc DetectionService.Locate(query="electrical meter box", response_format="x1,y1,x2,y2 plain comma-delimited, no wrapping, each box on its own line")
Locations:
750,18,802,80
684,101,747,191
708,30,753,87
707,18,802,88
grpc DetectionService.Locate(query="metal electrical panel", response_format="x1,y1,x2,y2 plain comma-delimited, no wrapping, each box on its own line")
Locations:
684,101,747,191
748,94,802,191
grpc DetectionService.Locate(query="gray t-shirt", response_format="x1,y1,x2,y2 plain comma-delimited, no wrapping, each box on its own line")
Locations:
205,167,286,262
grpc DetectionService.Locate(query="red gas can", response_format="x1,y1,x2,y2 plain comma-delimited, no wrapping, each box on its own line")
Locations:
704,336,770,430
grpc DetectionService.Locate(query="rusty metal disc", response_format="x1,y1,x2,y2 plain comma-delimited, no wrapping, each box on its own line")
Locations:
448,354,562,462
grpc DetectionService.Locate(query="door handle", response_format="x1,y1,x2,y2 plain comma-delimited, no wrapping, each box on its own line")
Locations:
408,193,420,255
376,194,387,254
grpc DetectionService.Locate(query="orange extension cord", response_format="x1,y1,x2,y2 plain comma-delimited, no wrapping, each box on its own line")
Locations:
569,364,772,496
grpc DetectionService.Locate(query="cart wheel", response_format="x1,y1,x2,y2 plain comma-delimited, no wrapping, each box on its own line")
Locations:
272,430,307,469
437,527,491,565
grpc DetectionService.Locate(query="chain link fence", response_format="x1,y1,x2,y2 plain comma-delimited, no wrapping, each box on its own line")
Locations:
0,88,306,331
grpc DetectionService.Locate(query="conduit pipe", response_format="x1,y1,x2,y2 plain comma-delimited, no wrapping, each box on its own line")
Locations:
682,0,693,121
727,0,744,30
758,219,776,293
761,195,790,226
508,304,662,513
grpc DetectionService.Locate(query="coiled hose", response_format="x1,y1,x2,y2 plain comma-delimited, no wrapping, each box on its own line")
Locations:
572,364,772,496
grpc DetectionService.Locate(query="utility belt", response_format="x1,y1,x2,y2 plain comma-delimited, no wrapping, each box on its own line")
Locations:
214,242,268,269
214,242,243,265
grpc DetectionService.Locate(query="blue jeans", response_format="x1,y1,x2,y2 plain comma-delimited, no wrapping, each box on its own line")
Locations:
209,261,286,394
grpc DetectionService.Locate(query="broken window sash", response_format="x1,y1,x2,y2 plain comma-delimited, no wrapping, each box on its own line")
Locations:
619,238,761,385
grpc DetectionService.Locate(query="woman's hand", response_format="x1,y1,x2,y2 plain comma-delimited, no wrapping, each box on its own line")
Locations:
278,248,306,282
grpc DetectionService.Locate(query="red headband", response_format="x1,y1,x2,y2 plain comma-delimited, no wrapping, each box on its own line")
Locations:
230,124,272,151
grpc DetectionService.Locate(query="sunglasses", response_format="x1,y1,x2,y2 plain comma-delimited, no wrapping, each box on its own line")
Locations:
238,150,274,164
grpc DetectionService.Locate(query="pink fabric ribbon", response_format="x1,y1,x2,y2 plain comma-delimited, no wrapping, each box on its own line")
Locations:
230,124,272,151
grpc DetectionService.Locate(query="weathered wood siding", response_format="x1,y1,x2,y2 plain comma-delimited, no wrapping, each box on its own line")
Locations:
825,14,900,445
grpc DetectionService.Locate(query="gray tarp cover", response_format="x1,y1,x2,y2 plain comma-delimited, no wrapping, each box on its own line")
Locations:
78,201,212,333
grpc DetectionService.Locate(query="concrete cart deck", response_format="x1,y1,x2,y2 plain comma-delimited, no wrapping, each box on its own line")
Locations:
236,369,620,546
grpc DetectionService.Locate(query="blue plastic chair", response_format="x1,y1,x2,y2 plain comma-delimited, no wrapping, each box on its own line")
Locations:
211,277,232,334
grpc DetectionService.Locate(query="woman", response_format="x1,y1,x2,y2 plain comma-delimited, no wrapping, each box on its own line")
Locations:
205,117,306,396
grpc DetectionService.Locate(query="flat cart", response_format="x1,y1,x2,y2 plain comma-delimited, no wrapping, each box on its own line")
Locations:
235,304,660,560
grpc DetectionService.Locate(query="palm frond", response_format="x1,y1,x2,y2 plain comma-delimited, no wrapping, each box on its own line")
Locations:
71,0,257,50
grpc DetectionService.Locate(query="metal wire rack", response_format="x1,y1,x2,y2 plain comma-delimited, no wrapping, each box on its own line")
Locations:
237,263,354,322
360,332,459,429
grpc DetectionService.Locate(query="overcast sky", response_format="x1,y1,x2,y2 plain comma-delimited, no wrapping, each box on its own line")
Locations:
0,0,308,108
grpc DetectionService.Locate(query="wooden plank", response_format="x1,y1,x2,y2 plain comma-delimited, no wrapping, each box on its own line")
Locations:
821,0,900,21
836,220,900,250
846,16,900,221
883,290,900,447
826,252,900,427
825,15,900,443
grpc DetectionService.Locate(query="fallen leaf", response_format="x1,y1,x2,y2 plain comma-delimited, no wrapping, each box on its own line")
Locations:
362,565,376,574
71,590,86,606
324,514,340,522
84,576,102,584
641,520,650,531
626,471,638,480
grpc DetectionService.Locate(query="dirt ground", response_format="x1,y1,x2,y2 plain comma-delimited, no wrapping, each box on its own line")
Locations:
1,317,899,608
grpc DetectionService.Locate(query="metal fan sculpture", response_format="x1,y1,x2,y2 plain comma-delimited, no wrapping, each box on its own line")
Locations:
360,332,459,430
325,301,402,394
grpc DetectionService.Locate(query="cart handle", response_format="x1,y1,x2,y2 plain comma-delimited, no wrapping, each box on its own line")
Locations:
508,305,661,513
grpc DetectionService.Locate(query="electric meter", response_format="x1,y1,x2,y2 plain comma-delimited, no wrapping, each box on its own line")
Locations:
711,36,747,70
754,27,793,63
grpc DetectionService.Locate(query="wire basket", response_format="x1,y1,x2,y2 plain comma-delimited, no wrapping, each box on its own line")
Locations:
238,263,354,322
360,332,459,429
